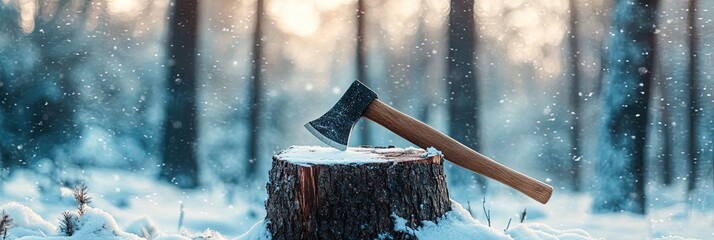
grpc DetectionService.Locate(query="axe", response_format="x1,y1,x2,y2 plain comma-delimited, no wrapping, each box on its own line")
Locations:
305,80,553,204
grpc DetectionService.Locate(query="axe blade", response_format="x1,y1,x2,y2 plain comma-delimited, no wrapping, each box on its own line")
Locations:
304,121,348,151
304,80,377,151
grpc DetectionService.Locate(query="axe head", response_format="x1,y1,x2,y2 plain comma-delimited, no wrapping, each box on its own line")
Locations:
305,80,377,151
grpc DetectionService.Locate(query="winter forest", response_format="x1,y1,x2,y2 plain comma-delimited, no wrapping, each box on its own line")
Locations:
0,0,713,239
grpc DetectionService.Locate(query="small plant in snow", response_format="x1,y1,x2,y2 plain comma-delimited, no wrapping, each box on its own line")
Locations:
0,210,12,240
482,198,491,227
126,217,159,240
58,183,91,237
466,201,473,218
59,211,77,236
178,203,185,231
504,208,527,232
73,183,92,216
137,224,158,240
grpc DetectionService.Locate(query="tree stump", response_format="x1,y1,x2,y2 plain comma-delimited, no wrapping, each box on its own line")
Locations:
265,146,451,240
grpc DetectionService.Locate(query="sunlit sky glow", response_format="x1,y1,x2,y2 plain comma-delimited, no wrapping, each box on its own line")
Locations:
8,0,611,88
13,0,583,77
268,0,345,37
18,0,36,33
106,0,141,17
262,0,580,77
478,0,569,75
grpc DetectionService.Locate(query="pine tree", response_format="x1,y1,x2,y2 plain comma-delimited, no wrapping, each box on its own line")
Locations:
595,0,659,214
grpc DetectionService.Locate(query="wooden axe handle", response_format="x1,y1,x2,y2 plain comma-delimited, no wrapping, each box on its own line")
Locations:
363,99,553,204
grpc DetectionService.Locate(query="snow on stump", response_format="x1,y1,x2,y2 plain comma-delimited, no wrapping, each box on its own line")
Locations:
265,146,451,239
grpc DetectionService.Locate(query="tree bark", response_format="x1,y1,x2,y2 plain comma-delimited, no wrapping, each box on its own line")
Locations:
568,0,583,192
448,0,477,151
247,0,265,179
161,0,200,188
657,60,673,186
687,0,699,193
447,0,485,188
356,0,371,146
265,146,451,240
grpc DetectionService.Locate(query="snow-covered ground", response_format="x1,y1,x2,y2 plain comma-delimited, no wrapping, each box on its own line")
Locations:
0,169,265,238
0,167,711,239
449,185,713,240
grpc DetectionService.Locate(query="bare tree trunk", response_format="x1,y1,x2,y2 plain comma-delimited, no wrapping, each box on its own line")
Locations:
247,0,265,178
356,0,371,146
568,0,583,192
649,4,672,186
161,0,200,188
657,63,673,186
594,0,658,215
448,0,477,151
662,109,673,185
687,0,699,193
447,0,485,188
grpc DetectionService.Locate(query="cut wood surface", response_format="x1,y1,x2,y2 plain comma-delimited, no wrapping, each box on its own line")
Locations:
265,146,451,240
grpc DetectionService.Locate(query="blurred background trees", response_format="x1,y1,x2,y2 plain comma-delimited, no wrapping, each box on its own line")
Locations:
161,0,200,188
246,0,265,180
594,0,657,214
686,0,700,193
446,0,486,191
0,0,712,215
567,0,583,192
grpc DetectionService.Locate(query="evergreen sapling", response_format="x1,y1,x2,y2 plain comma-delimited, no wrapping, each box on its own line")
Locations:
74,183,92,216
0,210,12,240
59,211,76,237
60,183,92,236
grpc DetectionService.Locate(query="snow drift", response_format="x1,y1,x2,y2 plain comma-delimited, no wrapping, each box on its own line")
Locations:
0,200,595,240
